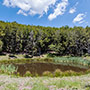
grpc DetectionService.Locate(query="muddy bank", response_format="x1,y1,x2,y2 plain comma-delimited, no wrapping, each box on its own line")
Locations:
15,63,88,76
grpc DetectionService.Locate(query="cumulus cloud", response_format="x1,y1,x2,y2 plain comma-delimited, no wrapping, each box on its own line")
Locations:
73,13,87,24
3,0,56,17
48,0,68,21
17,10,27,16
69,8,76,14
69,2,78,14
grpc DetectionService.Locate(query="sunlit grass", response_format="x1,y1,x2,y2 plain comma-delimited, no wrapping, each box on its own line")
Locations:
0,74,90,90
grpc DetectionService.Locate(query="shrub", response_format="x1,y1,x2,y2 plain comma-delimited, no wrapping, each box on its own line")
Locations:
54,69,62,77
42,71,53,77
24,71,32,77
44,58,53,62
64,70,77,76
16,72,21,77
86,69,90,74
34,73,39,77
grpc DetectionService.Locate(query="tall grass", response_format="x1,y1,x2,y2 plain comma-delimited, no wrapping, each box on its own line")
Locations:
0,58,53,64
0,64,18,75
53,56,90,68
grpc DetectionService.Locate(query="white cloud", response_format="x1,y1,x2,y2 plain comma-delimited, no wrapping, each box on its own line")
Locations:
3,0,56,17
48,0,68,21
73,13,86,23
17,10,27,16
69,2,78,14
69,8,76,14
79,20,85,24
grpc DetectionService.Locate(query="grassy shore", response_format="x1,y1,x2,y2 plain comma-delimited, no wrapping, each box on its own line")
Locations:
0,54,90,69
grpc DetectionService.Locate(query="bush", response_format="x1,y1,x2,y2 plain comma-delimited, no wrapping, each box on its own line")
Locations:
85,69,90,74
44,58,53,62
24,71,32,77
42,71,53,77
54,69,62,77
16,72,21,77
64,70,77,76
34,73,39,77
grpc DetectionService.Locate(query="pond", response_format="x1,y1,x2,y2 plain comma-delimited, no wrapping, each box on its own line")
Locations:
15,63,88,76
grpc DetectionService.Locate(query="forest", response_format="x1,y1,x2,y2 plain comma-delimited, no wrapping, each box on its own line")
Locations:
0,20,90,56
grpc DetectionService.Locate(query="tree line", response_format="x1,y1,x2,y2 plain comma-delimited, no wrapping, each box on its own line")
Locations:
0,21,90,56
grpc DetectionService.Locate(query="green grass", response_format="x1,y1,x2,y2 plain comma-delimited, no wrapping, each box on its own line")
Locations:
0,54,9,60
52,56,90,68
0,73,90,90
0,64,17,75
0,58,53,65
31,83,49,90
5,83,18,90
48,80,81,89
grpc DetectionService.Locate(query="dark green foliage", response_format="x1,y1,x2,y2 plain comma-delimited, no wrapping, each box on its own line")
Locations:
24,54,32,58
0,21,90,56
0,40,3,52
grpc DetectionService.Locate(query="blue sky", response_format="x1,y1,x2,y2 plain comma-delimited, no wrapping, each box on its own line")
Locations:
0,0,90,27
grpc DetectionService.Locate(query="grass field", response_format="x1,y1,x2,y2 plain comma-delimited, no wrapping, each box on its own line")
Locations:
0,74,90,90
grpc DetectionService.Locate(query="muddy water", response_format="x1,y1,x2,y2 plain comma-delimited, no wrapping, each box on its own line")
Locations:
15,63,88,76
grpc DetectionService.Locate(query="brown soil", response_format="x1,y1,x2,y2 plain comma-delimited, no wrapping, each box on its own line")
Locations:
15,63,88,76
